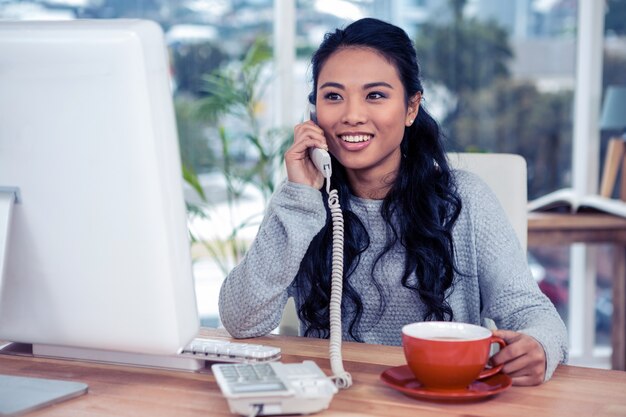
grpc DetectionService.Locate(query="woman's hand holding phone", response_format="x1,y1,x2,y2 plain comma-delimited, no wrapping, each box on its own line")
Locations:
286,119,329,190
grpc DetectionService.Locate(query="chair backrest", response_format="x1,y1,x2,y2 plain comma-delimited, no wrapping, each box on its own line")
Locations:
447,152,528,250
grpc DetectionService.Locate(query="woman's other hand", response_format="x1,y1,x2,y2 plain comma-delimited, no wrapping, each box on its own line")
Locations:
286,120,328,190
491,329,547,386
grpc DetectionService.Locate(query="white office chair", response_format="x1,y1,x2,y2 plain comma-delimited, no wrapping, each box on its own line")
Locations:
447,152,527,250
279,152,528,335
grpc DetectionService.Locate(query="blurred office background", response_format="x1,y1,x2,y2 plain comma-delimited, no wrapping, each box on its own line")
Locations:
3,0,625,369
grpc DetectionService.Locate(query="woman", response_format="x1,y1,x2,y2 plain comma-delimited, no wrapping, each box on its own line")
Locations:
219,17,568,386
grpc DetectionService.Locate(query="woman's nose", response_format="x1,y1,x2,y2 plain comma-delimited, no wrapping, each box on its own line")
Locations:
340,99,367,125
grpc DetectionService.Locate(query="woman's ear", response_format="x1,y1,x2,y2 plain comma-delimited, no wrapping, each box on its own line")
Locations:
405,93,422,127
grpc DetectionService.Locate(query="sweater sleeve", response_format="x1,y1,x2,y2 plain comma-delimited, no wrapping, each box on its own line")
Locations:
457,171,569,381
218,181,327,338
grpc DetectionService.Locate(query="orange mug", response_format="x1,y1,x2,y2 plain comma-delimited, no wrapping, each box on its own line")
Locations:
401,321,507,390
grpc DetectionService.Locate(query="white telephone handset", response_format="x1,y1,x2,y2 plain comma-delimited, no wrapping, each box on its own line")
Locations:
306,104,332,186
310,148,332,182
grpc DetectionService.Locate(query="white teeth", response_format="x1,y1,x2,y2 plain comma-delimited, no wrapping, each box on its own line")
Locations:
341,135,371,143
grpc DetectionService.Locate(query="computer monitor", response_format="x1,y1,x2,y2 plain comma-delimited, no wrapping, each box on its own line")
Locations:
0,20,200,360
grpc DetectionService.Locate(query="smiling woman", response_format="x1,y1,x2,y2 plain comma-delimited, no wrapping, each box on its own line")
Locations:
314,47,419,198
218,17,568,387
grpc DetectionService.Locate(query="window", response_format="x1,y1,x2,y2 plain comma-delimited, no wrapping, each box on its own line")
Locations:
6,0,625,369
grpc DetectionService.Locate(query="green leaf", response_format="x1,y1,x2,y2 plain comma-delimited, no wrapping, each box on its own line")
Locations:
183,163,206,201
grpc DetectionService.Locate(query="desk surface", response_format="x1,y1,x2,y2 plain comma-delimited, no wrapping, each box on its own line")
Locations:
2,328,626,417
528,212,626,245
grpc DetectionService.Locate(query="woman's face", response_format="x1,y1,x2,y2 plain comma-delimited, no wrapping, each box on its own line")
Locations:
315,47,420,180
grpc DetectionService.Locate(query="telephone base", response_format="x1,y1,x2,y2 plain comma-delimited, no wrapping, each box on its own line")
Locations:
230,395,334,416
212,361,337,416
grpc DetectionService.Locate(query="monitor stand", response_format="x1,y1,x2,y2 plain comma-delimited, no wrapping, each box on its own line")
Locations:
0,342,206,372
0,344,88,416
0,374,88,416
31,344,206,372
0,187,20,301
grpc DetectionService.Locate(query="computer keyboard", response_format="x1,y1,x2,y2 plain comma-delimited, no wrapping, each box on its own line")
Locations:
179,337,282,363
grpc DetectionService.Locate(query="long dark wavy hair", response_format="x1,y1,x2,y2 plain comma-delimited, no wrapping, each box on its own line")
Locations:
294,18,463,341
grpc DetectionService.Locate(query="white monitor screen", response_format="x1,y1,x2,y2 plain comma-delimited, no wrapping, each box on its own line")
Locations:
0,19,199,355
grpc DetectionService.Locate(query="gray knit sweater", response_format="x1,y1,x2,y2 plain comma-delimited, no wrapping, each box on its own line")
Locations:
219,170,568,380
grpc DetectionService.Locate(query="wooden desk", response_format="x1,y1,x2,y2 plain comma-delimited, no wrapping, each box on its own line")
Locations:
2,328,626,417
528,212,626,371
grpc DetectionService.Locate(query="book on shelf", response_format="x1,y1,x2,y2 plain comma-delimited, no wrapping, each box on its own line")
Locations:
528,188,626,218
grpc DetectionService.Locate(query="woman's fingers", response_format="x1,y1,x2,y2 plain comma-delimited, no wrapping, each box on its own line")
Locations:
292,121,326,147
285,121,329,188
491,329,546,386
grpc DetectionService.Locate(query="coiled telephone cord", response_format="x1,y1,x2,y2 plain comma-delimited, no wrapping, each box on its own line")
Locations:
326,180,352,389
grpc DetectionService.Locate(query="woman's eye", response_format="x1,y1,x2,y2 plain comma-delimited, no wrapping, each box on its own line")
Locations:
367,92,385,100
324,92,342,101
